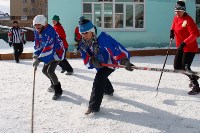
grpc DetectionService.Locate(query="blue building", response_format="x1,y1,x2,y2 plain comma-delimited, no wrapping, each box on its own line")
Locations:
48,0,200,51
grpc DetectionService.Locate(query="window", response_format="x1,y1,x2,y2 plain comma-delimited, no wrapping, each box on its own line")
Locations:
196,0,200,28
23,8,28,13
23,0,27,3
94,4,101,27
82,0,145,30
115,4,123,28
104,3,113,28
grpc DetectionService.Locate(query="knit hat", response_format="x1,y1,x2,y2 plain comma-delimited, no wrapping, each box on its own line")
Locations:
33,15,47,26
79,16,94,33
175,1,186,12
52,15,60,22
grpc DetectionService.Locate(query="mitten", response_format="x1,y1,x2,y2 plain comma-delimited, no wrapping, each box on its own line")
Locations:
170,30,174,39
9,43,12,47
177,42,186,52
90,56,102,68
120,58,134,71
33,56,40,67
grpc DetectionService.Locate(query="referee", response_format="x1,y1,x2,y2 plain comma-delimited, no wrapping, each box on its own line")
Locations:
8,21,25,63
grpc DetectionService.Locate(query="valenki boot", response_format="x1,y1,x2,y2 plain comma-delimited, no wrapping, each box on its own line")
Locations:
47,81,54,92
52,82,63,100
188,79,200,95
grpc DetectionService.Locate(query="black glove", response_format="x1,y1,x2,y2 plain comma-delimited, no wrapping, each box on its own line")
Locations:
120,58,134,71
90,56,102,68
170,30,174,39
177,42,186,52
23,40,26,45
9,43,12,47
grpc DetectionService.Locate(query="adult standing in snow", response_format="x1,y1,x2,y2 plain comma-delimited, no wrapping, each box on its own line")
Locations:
8,21,26,63
52,15,74,75
74,26,82,51
78,16,133,114
32,15,65,100
170,1,200,95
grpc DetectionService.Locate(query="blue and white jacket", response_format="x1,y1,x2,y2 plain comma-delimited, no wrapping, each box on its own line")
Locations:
79,29,130,70
33,24,65,64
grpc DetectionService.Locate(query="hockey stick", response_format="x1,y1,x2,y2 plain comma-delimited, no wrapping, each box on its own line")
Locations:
156,39,173,96
31,66,37,133
101,63,199,76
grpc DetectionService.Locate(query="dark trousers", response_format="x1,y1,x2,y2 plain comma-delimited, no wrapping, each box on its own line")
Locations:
58,49,73,72
89,67,115,111
42,61,60,85
13,43,23,61
174,51,199,82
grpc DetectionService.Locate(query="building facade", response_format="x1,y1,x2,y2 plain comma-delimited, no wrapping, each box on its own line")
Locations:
48,0,200,50
9,0,48,27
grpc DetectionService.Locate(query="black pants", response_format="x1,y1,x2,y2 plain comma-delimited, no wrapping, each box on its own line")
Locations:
89,67,115,111
174,51,198,81
58,49,73,72
13,43,23,61
42,61,60,85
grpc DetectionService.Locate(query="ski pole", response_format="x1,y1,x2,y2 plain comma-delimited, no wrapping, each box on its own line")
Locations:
155,39,173,97
31,66,37,133
101,63,199,76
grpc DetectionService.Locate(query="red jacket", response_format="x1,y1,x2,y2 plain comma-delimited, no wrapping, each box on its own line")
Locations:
74,26,82,42
53,23,68,49
171,14,199,52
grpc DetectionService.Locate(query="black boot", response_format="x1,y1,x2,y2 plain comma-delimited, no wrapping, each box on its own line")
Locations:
85,108,99,115
189,75,199,88
188,79,200,95
188,86,200,95
104,80,114,96
47,81,54,92
61,70,66,73
52,82,63,100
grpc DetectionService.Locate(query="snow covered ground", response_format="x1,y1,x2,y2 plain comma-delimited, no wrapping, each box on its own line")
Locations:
0,39,34,54
0,39,200,133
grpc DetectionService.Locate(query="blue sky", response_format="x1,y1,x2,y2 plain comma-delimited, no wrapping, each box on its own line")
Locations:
0,0,10,14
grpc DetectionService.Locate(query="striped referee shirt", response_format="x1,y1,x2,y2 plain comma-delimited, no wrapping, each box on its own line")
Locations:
9,27,23,43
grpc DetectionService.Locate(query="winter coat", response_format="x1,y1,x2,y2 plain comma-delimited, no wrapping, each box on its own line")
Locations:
79,29,130,70
171,14,199,52
53,23,69,49
74,26,82,43
33,24,65,64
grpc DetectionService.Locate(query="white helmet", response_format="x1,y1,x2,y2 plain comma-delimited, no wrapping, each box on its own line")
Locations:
33,15,47,26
